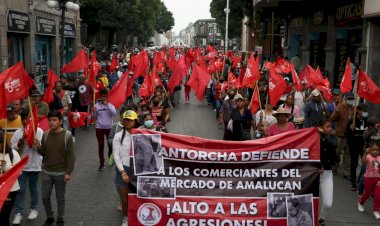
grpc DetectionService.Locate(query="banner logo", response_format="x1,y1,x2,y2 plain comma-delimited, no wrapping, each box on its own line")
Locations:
5,78,21,93
137,203,162,225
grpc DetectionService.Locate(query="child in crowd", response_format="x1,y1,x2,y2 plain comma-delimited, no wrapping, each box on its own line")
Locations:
358,141,380,220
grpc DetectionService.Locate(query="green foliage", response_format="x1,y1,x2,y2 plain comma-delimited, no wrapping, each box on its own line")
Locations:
210,0,254,39
80,0,174,46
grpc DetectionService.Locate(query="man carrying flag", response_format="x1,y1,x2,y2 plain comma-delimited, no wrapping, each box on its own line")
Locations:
11,109,44,224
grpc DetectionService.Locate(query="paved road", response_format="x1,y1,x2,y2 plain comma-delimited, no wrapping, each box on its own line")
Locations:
17,93,376,225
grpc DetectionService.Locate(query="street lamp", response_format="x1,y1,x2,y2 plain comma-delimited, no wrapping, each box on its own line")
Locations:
47,0,80,74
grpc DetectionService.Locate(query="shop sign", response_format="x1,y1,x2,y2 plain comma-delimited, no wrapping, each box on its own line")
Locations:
312,11,326,26
36,16,56,36
7,10,30,33
336,0,363,26
59,22,76,37
289,17,304,28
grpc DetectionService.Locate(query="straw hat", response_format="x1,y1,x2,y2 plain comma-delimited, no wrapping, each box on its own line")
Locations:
273,108,292,117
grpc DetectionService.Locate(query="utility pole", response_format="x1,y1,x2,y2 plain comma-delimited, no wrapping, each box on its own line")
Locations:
224,0,230,53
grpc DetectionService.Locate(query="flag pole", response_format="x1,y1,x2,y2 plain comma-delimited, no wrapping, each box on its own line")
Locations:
264,92,269,128
352,70,360,126
27,96,36,138
256,82,262,111
2,119,8,174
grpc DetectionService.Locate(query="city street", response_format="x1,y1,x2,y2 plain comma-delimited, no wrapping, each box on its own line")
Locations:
17,94,377,226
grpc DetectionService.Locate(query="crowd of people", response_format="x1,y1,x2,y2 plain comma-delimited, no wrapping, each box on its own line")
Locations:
0,45,380,226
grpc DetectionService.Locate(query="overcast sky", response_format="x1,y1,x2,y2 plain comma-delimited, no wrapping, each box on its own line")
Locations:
162,0,212,35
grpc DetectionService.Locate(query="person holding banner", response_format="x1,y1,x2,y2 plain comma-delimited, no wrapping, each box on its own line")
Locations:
11,109,44,224
318,118,339,226
113,110,138,226
0,131,21,226
268,108,296,136
230,94,253,141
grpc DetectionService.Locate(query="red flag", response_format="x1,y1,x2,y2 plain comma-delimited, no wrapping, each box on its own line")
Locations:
38,117,49,132
89,51,101,87
126,76,133,99
208,58,216,74
228,71,240,88
132,51,149,79
139,75,153,97
61,49,89,76
109,54,118,72
150,67,163,93
268,66,287,106
317,85,333,103
206,44,216,53
242,53,260,88
340,57,352,94
68,112,89,128
187,64,211,101
108,71,130,109
250,85,260,114
0,156,29,210
299,65,324,89
357,69,380,104
197,56,208,72
42,70,59,104
167,56,188,94
291,67,302,92
274,57,292,74
0,62,34,103
24,106,38,147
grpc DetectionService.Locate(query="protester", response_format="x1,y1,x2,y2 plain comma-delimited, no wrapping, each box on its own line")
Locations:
304,89,326,128
93,89,117,171
219,89,236,140
293,81,308,116
330,92,355,178
267,108,295,136
317,119,339,226
358,141,380,220
30,90,50,120
255,101,277,139
64,78,80,138
54,81,72,130
151,95,167,130
0,131,21,226
139,113,159,131
280,94,303,125
113,110,138,226
345,103,369,191
35,110,75,226
230,94,253,141
0,105,23,146
12,109,44,224
78,76,93,127
12,99,23,115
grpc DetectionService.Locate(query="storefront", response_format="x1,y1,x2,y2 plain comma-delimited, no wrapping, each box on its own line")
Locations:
35,16,56,91
6,10,30,68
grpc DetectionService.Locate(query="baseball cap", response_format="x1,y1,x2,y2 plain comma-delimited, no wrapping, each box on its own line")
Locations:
122,110,138,120
332,88,341,95
311,89,320,97
31,90,42,97
345,92,355,100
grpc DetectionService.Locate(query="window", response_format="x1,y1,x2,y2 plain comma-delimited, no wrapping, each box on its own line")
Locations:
209,27,214,34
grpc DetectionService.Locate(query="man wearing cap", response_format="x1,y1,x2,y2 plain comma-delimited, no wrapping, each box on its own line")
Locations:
31,90,50,120
327,89,342,120
294,81,308,117
304,89,327,128
330,92,356,178
0,105,23,145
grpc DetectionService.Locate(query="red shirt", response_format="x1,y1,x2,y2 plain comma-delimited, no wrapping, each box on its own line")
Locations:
268,122,296,136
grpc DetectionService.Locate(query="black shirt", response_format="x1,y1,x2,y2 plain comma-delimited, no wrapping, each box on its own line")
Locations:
231,107,252,141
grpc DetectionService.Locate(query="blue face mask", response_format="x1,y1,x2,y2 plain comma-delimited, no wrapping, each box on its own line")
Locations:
362,112,368,118
144,120,154,128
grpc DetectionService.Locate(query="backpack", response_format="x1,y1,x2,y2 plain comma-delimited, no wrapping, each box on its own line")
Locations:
42,130,72,150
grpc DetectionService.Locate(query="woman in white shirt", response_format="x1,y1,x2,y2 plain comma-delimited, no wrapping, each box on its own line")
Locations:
113,110,138,226
255,102,277,138
0,133,21,226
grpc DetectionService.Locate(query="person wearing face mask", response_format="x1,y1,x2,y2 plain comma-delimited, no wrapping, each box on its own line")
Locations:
304,89,327,128
345,103,369,191
330,92,356,178
139,113,161,131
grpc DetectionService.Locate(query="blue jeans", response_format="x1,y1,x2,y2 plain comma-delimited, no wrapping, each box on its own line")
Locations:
14,171,40,214
215,100,222,118
358,165,366,195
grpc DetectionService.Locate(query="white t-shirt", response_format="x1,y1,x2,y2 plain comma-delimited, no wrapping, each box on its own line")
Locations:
112,130,131,172
0,149,21,191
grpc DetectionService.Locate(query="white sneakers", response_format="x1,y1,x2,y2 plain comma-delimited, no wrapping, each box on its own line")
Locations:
27,209,39,220
13,210,38,225
358,202,365,212
374,211,380,220
12,213,22,225
122,217,128,226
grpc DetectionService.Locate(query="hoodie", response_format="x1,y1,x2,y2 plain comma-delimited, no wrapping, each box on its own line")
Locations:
93,100,117,129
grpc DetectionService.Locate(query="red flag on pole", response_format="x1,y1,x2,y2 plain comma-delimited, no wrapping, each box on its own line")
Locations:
109,55,118,72
38,117,49,132
89,51,101,87
0,156,29,210
139,75,153,97
228,71,240,89
357,69,380,104
299,65,324,89
61,49,89,76
291,66,302,92
24,106,38,147
268,66,287,106
340,57,352,94
274,57,292,74
42,70,59,104
187,64,211,101
167,56,188,94
132,51,149,79
242,53,260,88
250,85,260,114
108,71,130,109
150,67,163,93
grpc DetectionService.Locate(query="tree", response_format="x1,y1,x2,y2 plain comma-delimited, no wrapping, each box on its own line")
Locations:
155,1,175,34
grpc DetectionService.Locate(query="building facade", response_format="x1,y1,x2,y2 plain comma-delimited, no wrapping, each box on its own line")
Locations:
193,19,222,48
0,0,81,90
